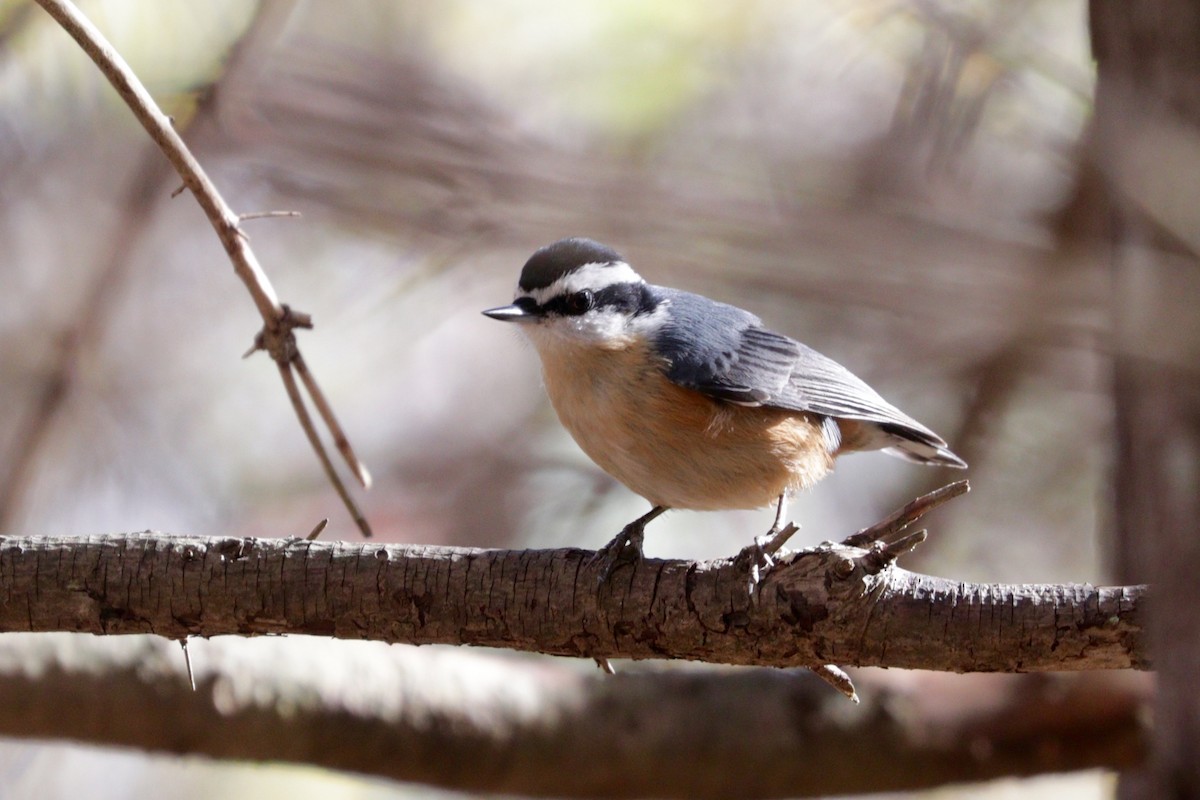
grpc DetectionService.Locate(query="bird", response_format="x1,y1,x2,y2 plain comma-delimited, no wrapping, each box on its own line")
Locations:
483,237,965,581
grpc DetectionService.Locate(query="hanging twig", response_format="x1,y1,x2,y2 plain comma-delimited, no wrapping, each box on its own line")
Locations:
293,354,372,489
33,0,372,536
275,360,372,537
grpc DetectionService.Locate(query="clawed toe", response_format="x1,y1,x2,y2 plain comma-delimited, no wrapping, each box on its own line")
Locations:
736,495,798,595
587,529,644,585
737,534,778,594
588,506,665,587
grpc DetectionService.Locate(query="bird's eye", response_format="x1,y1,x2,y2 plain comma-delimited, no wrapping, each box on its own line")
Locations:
564,290,594,315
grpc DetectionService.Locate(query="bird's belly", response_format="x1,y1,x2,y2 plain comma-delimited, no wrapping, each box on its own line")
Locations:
542,349,833,511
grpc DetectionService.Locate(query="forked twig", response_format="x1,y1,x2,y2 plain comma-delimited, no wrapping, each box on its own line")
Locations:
808,484,967,697
294,354,372,489
35,0,372,535
842,480,969,548
277,363,372,537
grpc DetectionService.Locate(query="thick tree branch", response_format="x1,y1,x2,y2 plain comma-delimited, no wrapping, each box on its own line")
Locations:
0,635,1149,799
0,529,1146,672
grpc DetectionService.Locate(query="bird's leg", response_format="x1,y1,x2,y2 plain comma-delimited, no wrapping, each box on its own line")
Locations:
758,493,798,554
588,505,667,583
738,494,799,591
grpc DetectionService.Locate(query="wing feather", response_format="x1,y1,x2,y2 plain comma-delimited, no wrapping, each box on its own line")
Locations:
652,287,949,449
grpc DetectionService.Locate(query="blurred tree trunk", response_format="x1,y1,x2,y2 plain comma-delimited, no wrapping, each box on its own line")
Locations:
1088,2,1200,797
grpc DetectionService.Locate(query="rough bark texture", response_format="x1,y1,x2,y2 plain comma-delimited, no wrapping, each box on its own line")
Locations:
0,533,1145,671
0,635,1151,799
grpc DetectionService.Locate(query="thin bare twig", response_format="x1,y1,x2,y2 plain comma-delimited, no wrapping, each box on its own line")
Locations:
239,210,302,222
294,354,372,489
842,480,969,548
809,665,859,703
277,363,372,538
34,0,372,535
34,0,278,317
306,518,329,541
179,638,196,692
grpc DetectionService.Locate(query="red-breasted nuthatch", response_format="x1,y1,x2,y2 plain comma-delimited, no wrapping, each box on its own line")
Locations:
484,238,965,577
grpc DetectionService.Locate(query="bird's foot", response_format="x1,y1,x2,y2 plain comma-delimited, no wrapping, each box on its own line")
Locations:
736,522,800,595
586,506,666,586
586,522,646,585
736,535,775,595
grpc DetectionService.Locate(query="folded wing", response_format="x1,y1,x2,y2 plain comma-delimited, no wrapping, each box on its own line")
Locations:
653,288,965,468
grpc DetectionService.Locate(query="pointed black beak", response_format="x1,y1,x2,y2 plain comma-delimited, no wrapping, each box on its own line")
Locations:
482,303,540,323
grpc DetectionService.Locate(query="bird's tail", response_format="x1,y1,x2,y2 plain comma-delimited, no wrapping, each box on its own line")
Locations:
877,422,967,468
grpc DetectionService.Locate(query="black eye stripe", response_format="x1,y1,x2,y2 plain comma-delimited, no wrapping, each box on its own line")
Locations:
592,286,627,311
533,283,659,317
540,292,589,317
596,283,660,316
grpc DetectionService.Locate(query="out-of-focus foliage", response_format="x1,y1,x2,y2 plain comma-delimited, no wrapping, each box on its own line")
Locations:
0,1,1112,797
431,0,761,137
0,0,254,123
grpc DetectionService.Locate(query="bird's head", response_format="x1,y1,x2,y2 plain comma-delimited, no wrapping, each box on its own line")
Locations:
483,238,665,349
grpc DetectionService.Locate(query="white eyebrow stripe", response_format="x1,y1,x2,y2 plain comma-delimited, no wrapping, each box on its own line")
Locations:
522,261,644,304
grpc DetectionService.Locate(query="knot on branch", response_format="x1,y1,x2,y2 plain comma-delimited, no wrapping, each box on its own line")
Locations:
785,541,907,602
243,304,313,364
768,483,966,601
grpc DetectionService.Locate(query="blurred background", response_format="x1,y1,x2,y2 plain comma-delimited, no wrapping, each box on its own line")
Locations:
0,0,1124,797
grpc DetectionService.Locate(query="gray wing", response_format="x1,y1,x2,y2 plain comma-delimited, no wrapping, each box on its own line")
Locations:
652,287,948,447
652,288,789,405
